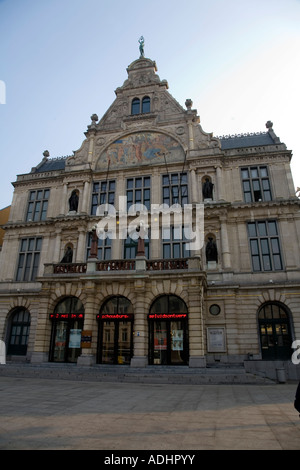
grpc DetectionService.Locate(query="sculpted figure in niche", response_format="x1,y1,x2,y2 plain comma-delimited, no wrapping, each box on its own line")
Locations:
69,190,79,212
206,237,218,263
202,178,214,199
61,246,73,263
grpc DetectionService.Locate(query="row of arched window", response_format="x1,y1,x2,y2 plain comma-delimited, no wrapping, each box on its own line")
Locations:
4,299,294,363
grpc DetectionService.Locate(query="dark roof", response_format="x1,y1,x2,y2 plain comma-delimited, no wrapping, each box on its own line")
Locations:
219,132,275,150
34,157,67,173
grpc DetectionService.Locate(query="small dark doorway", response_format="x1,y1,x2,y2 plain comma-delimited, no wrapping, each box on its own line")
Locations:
97,296,133,365
149,295,189,365
258,302,293,360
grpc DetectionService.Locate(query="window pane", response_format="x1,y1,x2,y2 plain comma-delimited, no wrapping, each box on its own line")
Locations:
252,255,261,271
250,239,259,255
173,243,180,258
268,221,278,236
262,255,272,271
248,223,257,237
131,98,140,115
258,222,267,236
251,168,258,178
142,96,150,113
241,169,249,179
163,244,171,259
260,167,268,177
260,239,270,255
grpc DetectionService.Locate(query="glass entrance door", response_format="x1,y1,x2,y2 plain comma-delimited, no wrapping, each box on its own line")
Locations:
99,319,133,365
149,319,188,365
258,303,292,360
51,318,83,363
153,321,168,364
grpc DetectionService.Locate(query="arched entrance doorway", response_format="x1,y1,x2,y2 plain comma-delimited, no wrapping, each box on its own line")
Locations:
97,296,133,365
148,295,189,365
7,308,31,356
258,302,293,360
49,297,84,363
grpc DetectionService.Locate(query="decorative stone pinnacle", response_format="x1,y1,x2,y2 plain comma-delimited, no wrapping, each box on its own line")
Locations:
43,150,50,158
266,120,273,130
185,99,193,110
91,114,98,123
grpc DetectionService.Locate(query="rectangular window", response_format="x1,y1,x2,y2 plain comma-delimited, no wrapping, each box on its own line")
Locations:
126,176,151,211
162,226,190,259
248,221,283,272
16,237,42,281
162,172,188,206
241,166,272,202
91,180,115,215
26,189,50,221
86,232,112,260
124,233,150,259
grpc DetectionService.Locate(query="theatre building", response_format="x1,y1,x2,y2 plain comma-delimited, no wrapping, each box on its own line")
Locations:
1,52,300,378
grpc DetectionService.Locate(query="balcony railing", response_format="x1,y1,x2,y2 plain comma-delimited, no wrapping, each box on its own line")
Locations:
53,263,87,274
45,257,195,275
146,259,188,270
96,260,135,271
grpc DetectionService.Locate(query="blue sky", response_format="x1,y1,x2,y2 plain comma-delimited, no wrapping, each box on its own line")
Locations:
0,0,300,208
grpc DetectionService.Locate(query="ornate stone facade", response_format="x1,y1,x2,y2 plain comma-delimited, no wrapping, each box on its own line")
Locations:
1,56,300,377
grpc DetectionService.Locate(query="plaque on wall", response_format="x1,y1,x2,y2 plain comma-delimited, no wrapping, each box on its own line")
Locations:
207,327,226,352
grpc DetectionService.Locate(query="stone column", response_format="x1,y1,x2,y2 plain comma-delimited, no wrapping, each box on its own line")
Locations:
81,180,91,214
77,285,97,366
220,217,231,269
60,183,68,215
188,278,206,368
131,280,148,367
76,228,87,263
216,166,224,201
190,168,198,204
53,229,62,263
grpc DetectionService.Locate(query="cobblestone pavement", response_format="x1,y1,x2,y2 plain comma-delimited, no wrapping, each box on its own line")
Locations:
0,375,299,450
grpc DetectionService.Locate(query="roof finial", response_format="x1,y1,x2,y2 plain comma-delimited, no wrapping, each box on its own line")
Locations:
138,36,145,58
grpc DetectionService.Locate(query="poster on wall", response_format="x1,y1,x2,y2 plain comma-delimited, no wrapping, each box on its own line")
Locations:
207,327,226,352
172,330,183,351
69,329,82,348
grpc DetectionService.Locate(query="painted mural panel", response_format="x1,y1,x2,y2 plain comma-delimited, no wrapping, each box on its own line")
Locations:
97,132,185,169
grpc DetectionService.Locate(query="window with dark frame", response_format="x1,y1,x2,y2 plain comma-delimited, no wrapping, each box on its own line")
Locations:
131,96,151,115
241,166,272,202
162,226,190,259
91,180,115,215
86,232,112,260
124,233,150,259
162,172,188,206
247,220,283,272
126,176,151,210
26,189,50,221
7,309,31,356
16,237,42,281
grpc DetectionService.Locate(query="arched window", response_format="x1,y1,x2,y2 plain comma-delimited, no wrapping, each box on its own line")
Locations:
150,295,188,315
142,96,150,113
131,98,140,115
258,302,292,360
8,309,31,356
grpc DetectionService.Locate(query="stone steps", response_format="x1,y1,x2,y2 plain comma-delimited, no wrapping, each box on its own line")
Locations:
0,363,275,385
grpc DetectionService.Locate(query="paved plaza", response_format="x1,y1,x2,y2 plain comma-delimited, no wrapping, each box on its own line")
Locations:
0,373,299,450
